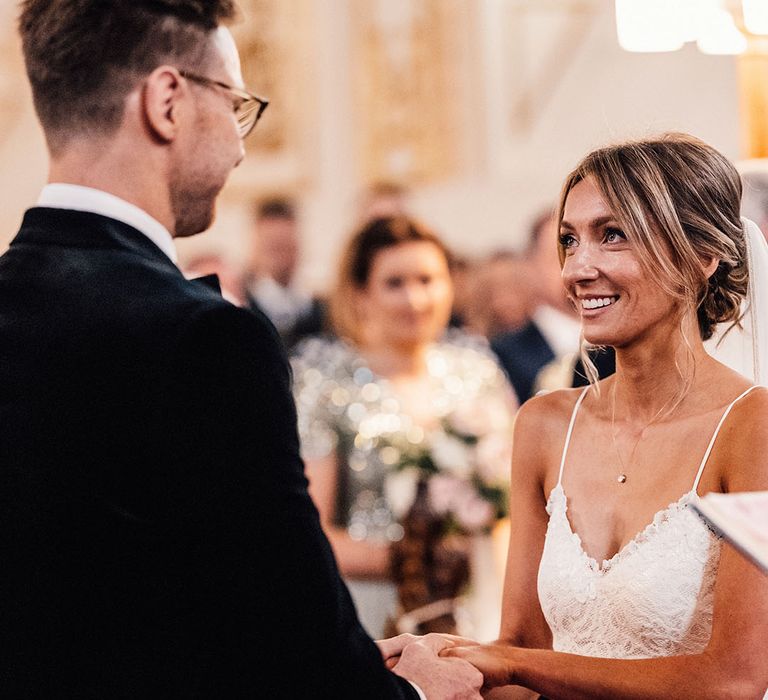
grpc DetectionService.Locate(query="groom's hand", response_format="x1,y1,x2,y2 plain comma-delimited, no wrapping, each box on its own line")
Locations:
379,633,484,700
378,632,480,669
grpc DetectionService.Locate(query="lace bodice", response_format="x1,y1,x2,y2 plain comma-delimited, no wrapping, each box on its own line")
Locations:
539,483,721,658
537,385,757,660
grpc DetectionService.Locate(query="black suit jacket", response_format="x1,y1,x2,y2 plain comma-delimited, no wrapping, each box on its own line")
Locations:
491,320,616,403
491,320,556,403
0,208,417,699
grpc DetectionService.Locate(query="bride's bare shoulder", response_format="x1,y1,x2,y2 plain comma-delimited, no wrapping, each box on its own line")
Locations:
711,384,768,491
723,384,768,437
513,387,592,448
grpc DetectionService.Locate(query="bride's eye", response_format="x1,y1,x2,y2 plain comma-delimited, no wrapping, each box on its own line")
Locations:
604,227,626,244
559,233,577,250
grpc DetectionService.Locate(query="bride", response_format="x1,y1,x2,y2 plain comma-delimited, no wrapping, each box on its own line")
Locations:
380,133,768,699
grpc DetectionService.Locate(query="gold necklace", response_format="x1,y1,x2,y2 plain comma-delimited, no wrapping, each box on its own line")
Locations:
609,383,672,485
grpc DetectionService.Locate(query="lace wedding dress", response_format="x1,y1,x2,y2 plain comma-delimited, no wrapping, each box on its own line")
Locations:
538,386,764,681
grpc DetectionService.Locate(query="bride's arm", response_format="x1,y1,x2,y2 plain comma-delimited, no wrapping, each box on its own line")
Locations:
448,390,768,700
482,394,565,700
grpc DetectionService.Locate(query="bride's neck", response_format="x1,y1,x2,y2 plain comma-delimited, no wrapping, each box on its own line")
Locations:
612,328,711,422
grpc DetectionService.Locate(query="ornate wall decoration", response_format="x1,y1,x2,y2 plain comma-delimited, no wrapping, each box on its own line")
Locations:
349,0,475,186
0,8,28,149
502,0,598,134
232,0,315,185
738,36,768,158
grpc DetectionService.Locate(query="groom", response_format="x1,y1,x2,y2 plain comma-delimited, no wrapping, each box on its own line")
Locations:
0,1,482,698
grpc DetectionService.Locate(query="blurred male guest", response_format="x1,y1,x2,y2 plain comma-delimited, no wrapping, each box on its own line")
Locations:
246,197,326,349
1,2,482,698
359,180,410,221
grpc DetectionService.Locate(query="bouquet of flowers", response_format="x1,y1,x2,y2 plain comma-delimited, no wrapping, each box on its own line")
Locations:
382,398,511,536
382,398,512,636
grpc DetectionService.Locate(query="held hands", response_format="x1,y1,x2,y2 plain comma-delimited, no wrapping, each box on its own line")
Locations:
442,643,517,690
378,633,484,700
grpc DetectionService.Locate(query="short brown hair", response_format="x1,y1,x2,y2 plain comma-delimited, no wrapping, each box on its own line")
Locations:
330,216,453,344
19,0,237,154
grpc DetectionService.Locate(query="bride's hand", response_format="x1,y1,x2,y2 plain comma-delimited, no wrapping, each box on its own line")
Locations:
377,632,480,669
442,643,516,689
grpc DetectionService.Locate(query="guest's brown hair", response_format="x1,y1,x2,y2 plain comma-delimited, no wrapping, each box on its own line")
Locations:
330,217,453,345
19,0,237,154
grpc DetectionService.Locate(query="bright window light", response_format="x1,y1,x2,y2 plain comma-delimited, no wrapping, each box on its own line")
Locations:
698,7,748,54
615,0,685,52
743,0,768,35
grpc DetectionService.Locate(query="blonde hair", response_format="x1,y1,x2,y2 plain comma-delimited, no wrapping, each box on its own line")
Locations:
329,216,453,345
557,133,748,386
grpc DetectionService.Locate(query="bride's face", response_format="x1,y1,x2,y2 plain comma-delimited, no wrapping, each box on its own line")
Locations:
559,176,678,348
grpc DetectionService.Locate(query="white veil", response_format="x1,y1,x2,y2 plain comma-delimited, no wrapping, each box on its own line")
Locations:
704,217,768,385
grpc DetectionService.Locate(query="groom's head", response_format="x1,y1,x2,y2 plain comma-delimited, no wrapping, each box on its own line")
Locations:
18,0,265,237
19,0,238,157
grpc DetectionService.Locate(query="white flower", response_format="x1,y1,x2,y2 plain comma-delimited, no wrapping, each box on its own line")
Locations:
475,433,512,484
429,475,495,533
428,474,464,515
429,431,472,478
450,394,512,436
384,467,420,519
449,399,487,436
454,493,495,533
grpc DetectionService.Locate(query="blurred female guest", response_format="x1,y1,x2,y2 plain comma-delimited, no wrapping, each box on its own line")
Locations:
292,217,516,640
383,134,768,698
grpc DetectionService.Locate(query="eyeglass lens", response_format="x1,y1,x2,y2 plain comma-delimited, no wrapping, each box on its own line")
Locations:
236,101,259,137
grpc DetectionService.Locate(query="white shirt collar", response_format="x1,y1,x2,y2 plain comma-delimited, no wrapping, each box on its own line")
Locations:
36,183,177,264
533,304,582,357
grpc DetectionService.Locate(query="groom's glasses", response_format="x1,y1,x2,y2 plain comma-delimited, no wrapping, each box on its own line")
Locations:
179,70,269,139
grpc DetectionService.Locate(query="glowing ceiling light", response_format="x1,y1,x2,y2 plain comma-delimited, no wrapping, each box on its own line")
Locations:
678,0,704,43
697,7,748,54
615,0,685,52
743,0,768,35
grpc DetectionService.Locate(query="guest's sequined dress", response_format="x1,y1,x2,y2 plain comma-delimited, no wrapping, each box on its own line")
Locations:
292,336,515,638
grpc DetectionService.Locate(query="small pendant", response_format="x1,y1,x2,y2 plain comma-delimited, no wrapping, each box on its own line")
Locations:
617,473,627,484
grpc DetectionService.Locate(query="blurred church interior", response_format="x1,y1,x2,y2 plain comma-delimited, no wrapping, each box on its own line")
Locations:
1,0,766,293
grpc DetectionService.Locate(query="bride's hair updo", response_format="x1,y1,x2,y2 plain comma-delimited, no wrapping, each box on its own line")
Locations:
557,133,748,343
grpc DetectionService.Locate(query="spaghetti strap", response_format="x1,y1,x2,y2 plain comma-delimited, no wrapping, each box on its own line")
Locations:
557,386,591,486
692,385,761,494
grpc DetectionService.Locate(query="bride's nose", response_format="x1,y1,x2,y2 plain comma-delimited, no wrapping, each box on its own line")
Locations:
562,244,601,286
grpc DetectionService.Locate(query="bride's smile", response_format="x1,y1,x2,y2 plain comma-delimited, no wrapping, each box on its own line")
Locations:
579,295,620,310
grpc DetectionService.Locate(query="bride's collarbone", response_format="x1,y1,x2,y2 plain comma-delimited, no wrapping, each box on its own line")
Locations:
573,457,698,500
558,445,701,522
574,407,727,463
